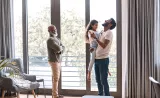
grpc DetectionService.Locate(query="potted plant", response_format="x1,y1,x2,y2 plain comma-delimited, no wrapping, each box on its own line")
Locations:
0,59,21,96
0,59,21,77
0,59,9,71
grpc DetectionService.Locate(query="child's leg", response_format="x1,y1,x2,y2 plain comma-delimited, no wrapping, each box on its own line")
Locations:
88,49,96,71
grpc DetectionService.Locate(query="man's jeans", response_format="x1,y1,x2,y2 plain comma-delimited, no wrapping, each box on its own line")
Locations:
94,58,110,96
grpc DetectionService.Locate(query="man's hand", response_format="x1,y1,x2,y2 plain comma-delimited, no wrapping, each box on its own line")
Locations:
55,46,63,54
87,71,91,81
89,48,94,53
56,51,61,54
90,33,96,39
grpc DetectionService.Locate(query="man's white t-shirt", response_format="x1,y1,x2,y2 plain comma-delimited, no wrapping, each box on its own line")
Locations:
96,30,113,59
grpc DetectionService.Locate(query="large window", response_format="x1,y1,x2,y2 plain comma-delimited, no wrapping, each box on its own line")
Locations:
14,0,23,59
90,0,117,92
28,0,51,88
60,0,86,90
13,0,121,97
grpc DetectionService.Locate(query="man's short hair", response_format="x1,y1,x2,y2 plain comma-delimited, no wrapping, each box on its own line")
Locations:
110,18,116,30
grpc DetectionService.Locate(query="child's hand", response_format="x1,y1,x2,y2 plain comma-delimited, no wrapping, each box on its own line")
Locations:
88,30,93,34
91,33,96,39
108,71,111,76
87,71,91,81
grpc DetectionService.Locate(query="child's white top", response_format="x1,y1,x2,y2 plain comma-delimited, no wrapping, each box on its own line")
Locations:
88,30,99,48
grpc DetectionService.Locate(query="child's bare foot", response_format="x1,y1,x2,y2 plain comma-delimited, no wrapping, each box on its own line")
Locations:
87,71,91,81
108,72,111,76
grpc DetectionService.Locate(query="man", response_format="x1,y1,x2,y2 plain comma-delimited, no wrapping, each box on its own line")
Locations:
90,18,116,96
47,25,65,98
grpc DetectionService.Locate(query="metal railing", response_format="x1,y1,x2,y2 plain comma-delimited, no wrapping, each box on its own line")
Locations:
29,55,117,91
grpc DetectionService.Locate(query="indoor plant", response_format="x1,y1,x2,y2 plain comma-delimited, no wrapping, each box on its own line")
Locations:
0,59,20,77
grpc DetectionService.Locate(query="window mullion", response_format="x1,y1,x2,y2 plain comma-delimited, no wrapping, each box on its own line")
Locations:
22,0,29,74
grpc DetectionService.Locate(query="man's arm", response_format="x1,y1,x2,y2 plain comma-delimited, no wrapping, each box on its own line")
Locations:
47,39,62,53
60,43,65,54
96,38,110,49
91,33,110,49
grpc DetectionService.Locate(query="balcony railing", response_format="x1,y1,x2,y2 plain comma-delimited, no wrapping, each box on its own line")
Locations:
29,55,117,91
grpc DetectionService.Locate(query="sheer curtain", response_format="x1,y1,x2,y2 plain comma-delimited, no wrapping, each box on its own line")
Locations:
121,0,128,98
154,0,160,82
0,0,14,59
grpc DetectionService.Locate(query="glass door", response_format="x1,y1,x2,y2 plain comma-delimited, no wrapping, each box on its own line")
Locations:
88,0,122,97
28,0,51,88
60,0,86,95
60,0,121,97
13,0,23,59
90,0,117,92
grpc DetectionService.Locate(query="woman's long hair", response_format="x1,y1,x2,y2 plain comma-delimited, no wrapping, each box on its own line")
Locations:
85,20,98,43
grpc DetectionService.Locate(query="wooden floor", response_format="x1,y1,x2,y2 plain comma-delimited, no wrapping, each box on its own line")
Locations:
1,94,81,98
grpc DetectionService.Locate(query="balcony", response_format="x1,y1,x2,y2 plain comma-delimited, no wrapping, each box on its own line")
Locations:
29,55,116,91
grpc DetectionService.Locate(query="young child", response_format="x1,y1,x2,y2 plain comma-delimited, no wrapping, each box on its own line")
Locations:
85,20,99,81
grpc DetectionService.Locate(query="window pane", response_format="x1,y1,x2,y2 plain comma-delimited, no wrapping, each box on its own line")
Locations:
28,0,51,88
90,0,117,92
60,0,86,90
14,0,23,59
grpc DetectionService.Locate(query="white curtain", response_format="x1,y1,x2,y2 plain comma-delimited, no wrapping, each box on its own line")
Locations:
154,0,160,82
121,0,128,97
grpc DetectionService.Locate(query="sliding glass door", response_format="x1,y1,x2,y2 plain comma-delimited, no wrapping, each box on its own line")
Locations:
59,0,121,97
90,0,117,92
59,0,120,96
60,0,86,94
13,0,23,59
27,0,51,88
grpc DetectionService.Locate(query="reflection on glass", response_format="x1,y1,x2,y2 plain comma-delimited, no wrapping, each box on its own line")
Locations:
28,0,51,88
90,0,117,92
60,0,86,90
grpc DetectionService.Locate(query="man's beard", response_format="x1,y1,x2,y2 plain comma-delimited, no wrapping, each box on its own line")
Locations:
49,32,58,37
